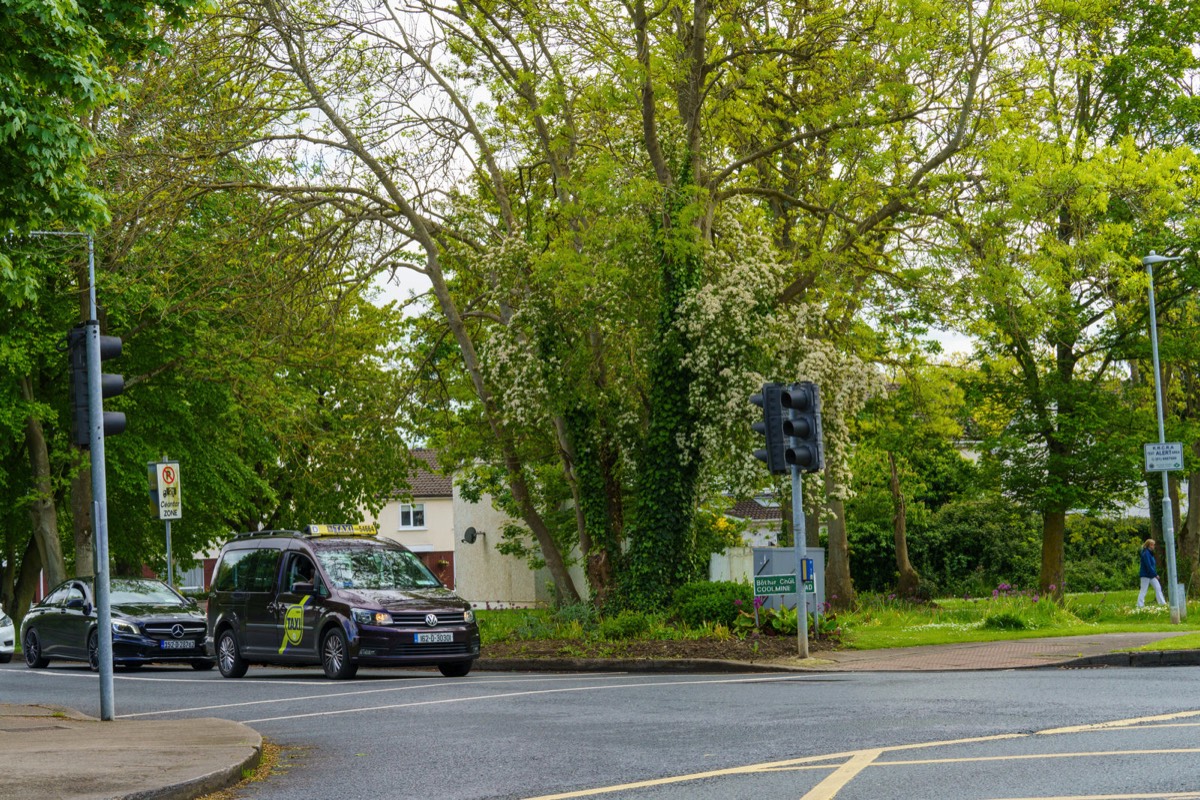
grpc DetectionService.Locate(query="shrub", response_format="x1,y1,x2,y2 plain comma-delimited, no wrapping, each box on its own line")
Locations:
553,602,598,628
981,612,1027,630
671,580,753,628
909,497,1041,595
597,610,653,640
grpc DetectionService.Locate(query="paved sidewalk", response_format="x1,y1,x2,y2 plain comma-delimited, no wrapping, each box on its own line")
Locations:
0,703,261,800
815,630,1200,671
4,631,1196,800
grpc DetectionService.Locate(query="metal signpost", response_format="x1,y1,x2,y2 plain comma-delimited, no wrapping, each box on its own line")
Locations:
149,462,182,585
751,380,824,659
791,465,810,658
1143,252,1186,624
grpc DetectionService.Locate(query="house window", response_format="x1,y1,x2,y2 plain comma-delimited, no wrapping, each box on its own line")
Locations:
399,503,426,529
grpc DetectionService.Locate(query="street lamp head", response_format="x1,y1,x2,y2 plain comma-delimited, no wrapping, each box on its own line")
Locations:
1143,251,1185,266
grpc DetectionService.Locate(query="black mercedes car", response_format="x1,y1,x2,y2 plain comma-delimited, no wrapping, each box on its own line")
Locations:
21,577,214,671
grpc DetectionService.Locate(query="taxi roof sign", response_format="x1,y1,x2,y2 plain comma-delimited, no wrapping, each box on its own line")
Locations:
304,523,378,537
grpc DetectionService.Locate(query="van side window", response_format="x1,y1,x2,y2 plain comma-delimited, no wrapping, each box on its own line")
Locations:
212,551,247,591
212,549,281,592
283,554,318,593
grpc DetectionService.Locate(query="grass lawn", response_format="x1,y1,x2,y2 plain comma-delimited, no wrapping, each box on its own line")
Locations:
476,589,1200,655
837,589,1200,650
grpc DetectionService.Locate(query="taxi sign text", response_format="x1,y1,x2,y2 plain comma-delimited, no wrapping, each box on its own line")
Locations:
305,523,378,537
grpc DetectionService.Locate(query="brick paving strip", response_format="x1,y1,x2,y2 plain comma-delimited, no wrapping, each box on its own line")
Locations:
819,631,1199,671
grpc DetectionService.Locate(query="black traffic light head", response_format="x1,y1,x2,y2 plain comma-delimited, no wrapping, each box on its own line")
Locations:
781,381,824,473
751,382,788,474
67,321,126,447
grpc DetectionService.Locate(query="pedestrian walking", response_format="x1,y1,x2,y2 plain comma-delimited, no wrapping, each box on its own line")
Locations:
1136,539,1166,608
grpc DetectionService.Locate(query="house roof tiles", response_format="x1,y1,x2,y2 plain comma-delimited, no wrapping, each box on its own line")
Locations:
727,497,782,521
401,449,453,498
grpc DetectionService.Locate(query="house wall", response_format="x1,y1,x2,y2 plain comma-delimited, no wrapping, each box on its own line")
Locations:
451,486,587,608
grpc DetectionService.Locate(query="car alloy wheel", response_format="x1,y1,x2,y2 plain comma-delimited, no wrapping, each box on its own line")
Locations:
23,629,48,669
88,630,100,672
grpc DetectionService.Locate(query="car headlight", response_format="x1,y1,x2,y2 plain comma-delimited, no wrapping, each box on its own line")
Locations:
351,608,391,626
112,619,140,635
0,613,11,627
463,608,475,624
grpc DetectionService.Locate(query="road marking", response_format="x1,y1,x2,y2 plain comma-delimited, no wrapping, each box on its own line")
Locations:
800,749,882,800
877,748,1200,766
988,793,1200,799
239,674,808,724
115,673,663,718
27,667,642,689
519,721,1200,800
27,670,384,687
519,734,1025,800
1040,710,1200,735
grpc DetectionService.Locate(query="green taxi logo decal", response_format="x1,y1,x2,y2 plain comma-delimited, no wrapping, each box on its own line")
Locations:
279,595,311,653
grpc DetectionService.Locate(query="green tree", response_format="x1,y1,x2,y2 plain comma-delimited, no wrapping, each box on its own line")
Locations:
214,0,1021,612
1,0,195,239
0,13,412,618
854,362,972,596
942,0,1200,598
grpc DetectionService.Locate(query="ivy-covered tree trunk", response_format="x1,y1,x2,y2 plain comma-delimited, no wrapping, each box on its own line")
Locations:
624,177,703,610
564,407,621,607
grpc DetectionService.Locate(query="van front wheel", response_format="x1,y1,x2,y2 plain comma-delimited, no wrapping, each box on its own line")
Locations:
217,630,248,678
438,660,473,678
321,627,358,680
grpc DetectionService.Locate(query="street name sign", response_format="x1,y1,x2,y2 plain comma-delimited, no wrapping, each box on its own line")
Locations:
754,574,797,596
1144,442,1184,473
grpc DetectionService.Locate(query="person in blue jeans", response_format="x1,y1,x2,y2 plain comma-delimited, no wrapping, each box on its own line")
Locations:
1137,539,1166,607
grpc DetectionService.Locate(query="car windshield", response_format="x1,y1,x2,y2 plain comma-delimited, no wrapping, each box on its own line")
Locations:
109,579,186,606
316,547,441,590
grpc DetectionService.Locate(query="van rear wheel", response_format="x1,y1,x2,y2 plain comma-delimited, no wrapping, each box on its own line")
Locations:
321,627,358,679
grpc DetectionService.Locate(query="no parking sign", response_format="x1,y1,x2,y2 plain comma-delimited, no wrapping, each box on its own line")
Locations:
149,461,182,520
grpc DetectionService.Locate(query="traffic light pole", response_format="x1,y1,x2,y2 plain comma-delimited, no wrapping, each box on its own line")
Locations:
83,236,116,719
791,465,810,659
34,232,116,720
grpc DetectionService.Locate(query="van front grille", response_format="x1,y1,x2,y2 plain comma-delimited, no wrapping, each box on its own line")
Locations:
388,611,468,627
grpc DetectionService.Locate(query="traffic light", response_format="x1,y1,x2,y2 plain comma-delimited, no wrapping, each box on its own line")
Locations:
751,382,787,474
781,381,824,473
68,322,126,447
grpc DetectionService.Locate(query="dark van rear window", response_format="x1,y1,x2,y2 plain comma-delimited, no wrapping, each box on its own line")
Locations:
212,549,281,592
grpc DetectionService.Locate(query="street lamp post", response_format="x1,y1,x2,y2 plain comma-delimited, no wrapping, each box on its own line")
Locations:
1143,251,1184,624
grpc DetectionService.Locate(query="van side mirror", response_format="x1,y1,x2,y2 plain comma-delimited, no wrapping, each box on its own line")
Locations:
291,581,315,594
